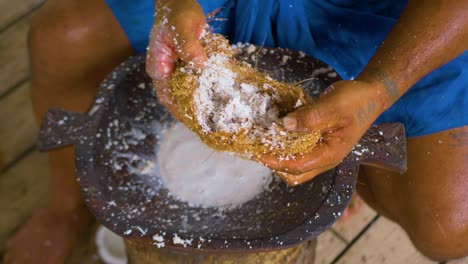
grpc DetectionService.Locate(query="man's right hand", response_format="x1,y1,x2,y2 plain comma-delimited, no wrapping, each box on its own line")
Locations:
146,0,207,115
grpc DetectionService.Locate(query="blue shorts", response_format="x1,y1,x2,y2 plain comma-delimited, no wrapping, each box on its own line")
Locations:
105,0,468,137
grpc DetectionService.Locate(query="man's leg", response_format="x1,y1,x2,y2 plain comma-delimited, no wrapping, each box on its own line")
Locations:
357,126,468,261
4,0,134,262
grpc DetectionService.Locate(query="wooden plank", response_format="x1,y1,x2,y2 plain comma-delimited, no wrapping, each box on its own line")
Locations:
0,0,43,30
0,152,50,252
315,230,347,264
0,14,31,96
331,202,377,242
336,217,436,264
0,81,37,170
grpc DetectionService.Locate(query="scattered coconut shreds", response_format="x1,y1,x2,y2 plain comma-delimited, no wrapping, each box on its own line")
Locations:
152,234,165,248
166,27,321,157
193,53,278,134
172,234,193,247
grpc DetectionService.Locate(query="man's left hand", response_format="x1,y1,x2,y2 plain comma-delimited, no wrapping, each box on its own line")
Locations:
259,80,385,185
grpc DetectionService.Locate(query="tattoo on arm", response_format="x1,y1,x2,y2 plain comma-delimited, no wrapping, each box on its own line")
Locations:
448,128,468,147
356,99,377,127
366,68,400,102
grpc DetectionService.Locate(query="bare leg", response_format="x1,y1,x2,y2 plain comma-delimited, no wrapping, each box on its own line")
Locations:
357,126,468,261
4,0,133,263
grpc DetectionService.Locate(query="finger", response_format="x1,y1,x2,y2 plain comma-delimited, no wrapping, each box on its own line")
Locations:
274,171,290,183
152,78,170,102
276,165,335,186
283,102,344,133
257,143,332,174
173,22,207,67
147,40,179,115
258,132,348,174
146,27,179,114
146,31,178,81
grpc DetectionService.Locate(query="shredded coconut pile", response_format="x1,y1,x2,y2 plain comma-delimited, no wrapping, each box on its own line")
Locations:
167,30,320,157
193,53,279,134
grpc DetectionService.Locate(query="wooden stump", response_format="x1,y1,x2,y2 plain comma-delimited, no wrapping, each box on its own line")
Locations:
125,239,316,264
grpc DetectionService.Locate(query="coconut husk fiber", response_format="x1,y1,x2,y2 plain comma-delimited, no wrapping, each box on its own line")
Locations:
166,31,321,158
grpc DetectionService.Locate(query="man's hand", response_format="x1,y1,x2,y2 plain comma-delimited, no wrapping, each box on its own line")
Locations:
259,80,385,186
146,0,207,115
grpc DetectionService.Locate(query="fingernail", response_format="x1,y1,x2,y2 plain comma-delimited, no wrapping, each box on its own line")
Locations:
283,116,297,131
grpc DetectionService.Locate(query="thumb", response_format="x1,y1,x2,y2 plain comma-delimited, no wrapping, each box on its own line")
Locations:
282,103,338,133
175,24,207,68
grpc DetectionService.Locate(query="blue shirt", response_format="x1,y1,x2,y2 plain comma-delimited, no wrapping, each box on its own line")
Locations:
105,0,468,137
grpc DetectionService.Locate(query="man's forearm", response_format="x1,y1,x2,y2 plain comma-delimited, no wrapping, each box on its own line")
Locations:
358,0,468,109
155,0,188,9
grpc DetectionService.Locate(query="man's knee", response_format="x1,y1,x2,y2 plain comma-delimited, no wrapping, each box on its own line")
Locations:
28,0,133,117
28,1,92,64
407,213,468,261
28,0,132,81
27,0,109,119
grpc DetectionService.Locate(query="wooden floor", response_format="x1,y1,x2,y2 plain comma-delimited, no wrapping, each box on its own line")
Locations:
0,1,466,263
